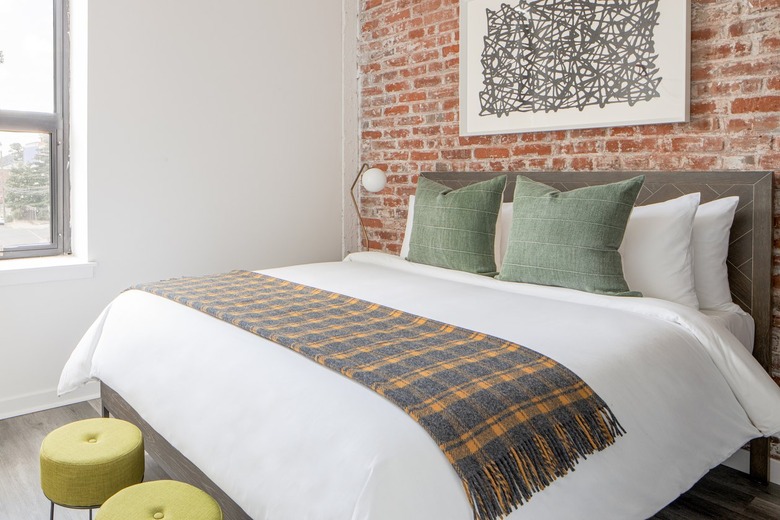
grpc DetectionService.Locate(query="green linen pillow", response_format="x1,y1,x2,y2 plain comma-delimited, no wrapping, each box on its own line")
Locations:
497,175,645,296
407,175,507,276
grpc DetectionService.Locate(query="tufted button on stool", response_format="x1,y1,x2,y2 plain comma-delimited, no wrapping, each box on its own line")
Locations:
40,418,145,520
95,480,223,520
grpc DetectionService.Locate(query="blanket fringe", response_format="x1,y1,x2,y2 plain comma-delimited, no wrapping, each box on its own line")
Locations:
464,407,625,520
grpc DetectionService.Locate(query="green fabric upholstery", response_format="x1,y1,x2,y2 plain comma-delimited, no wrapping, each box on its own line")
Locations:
95,480,223,520
498,175,644,296
40,418,144,507
408,175,506,275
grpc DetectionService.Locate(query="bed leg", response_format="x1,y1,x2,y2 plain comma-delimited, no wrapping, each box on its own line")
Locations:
102,404,110,418
749,437,769,484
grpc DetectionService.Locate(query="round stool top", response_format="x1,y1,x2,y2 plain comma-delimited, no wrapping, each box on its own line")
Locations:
41,418,143,466
96,480,223,520
40,418,145,507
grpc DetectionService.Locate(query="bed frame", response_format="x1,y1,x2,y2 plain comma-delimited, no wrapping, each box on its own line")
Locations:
101,170,774,520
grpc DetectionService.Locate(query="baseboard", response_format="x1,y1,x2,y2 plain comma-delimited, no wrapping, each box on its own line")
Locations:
0,382,99,420
723,446,780,486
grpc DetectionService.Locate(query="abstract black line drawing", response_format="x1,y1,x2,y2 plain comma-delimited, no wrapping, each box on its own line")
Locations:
479,0,662,118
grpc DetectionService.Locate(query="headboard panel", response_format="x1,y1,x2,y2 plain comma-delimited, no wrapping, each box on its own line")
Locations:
422,171,773,373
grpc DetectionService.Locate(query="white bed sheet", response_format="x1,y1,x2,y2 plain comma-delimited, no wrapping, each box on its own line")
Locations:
701,307,755,353
59,252,780,520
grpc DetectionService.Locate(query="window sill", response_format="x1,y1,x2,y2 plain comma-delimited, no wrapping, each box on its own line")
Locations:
0,256,96,287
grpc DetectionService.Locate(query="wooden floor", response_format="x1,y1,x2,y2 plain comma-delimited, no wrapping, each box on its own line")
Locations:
1,402,779,519
652,465,780,519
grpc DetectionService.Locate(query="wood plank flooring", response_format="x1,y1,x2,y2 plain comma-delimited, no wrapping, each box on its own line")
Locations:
1,402,780,519
652,464,780,519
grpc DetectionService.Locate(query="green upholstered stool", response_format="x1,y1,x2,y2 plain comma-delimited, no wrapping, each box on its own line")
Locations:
40,418,145,520
95,480,223,520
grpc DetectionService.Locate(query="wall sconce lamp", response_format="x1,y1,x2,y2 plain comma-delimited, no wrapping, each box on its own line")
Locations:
350,163,387,251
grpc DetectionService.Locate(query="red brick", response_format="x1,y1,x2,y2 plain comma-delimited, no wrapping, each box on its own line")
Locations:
398,139,424,149
414,76,441,88
691,28,718,41
671,137,725,152
511,144,553,156
730,135,773,150
474,148,510,159
725,115,780,133
691,101,717,115
621,156,652,170
637,125,676,136
411,50,439,64
683,156,720,170
411,150,439,161
610,126,636,136
442,45,458,57
560,141,599,154
413,125,442,136
720,59,779,79
412,101,440,113
761,35,780,53
458,135,494,146
400,65,427,78
386,56,409,68
414,0,442,15
691,65,715,81
441,149,472,160
732,96,780,114
606,139,663,153
384,105,409,116
399,92,426,102
382,151,409,161
385,81,409,92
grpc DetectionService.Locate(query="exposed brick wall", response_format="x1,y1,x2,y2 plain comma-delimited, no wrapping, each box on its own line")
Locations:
358,0,780,456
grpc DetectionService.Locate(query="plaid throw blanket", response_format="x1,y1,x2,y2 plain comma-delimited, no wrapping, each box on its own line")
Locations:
134,270,624,520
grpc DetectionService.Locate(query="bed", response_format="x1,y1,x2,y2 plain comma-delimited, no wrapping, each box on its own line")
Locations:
59,171,779,520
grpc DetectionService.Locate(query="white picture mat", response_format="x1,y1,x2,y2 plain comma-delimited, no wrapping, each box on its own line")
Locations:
459,0,691,136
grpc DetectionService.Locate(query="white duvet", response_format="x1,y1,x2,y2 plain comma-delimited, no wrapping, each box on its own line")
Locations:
59,252,780,520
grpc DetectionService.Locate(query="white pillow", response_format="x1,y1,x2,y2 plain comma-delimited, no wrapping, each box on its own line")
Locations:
498,201,514,263
400,195,504,265
399,195,416,259
618,193,701,308
692,197,739,310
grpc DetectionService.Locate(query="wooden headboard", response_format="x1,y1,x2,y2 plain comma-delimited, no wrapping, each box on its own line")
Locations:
423,170,774,482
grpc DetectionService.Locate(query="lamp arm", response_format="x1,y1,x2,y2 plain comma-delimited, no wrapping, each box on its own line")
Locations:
350,163,370,251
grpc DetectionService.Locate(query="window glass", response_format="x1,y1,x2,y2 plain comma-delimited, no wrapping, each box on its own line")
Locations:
0,131,52,248
0,0,55,113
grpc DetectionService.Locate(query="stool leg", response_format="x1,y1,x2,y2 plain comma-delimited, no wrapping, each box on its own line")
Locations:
50,501,54,520
89,508,92,520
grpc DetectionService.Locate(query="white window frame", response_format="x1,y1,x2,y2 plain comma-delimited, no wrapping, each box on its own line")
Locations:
0,0,70,260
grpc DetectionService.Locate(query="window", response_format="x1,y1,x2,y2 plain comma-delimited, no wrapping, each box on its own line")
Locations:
0,0,69,259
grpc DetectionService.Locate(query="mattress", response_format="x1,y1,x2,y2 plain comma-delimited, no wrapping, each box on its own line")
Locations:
59,252,780,520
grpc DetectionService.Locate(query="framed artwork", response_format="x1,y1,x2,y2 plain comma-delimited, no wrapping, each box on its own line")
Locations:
459,0,690,136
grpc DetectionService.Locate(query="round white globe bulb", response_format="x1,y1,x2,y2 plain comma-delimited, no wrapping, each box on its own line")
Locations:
361,168,387,193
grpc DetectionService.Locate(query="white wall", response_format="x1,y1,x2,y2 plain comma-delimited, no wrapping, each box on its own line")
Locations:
0,0,344,417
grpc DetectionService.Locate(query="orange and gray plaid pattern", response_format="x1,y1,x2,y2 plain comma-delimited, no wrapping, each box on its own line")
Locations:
134,270,624,520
